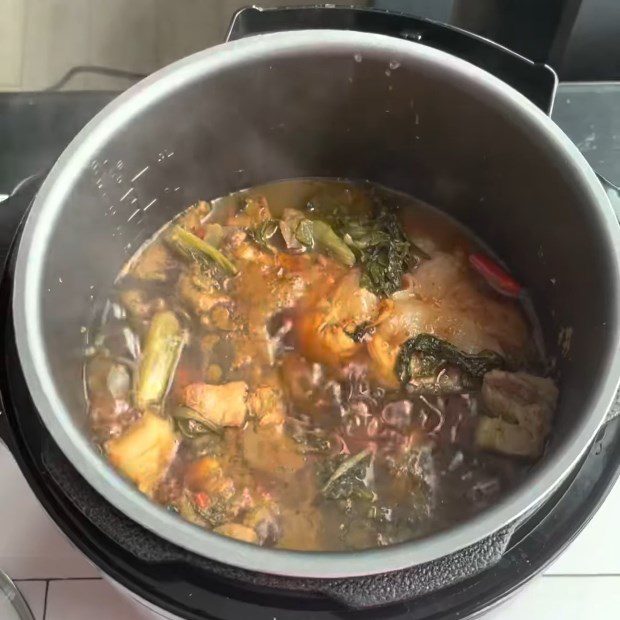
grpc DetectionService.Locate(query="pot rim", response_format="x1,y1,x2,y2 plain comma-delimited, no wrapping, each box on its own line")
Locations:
12,30,620,579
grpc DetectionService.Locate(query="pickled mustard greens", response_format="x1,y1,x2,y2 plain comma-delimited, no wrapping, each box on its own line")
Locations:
396,334,505,386
85,179,558,551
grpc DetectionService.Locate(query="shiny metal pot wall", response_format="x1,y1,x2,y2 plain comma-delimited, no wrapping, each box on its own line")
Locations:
12,31,620,578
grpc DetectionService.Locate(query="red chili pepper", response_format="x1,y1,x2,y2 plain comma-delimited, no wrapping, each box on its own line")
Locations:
469,253,523,298
194,225,206,239
193,492,210,510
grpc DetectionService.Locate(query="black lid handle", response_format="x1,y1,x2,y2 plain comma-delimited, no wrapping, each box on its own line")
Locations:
597,174,620,222
227,6,557,115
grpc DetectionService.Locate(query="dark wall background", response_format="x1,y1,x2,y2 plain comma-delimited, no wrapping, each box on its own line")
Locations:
554,0,620,80
373,0,620,80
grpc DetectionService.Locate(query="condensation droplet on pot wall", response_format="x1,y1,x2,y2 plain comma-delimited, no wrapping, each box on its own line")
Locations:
127,209,140,223
558,326,573,357
131,166,149,182
354,53,362,63
120,187,134,202
143,198,157,212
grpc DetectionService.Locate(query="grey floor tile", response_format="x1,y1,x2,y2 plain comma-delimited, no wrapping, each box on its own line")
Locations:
46,579,160,619
0,448,100,579
15,580,46,620
485,575,620,619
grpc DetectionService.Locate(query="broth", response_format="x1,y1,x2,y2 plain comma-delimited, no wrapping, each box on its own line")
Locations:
85,179,557,551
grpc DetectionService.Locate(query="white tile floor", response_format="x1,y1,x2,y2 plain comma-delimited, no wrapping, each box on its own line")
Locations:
2,445,620,618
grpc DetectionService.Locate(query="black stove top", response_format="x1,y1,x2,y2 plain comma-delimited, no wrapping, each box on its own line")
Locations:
1,85,620,619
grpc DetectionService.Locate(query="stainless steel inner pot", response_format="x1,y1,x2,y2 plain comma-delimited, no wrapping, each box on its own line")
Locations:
12,30,620,578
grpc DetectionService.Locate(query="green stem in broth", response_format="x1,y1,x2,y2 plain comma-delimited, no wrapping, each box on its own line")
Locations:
168,225,238,275
311,220,356,267
321,447,373,495
134,310,184,410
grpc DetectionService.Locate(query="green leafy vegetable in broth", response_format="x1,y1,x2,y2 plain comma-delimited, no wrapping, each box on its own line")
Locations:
248,219,279,252
292,218,314,248
346,208,430,297
310,220,356,267
396,333,505,385
307,193,427,296
173,405,222,438
278,208,355,265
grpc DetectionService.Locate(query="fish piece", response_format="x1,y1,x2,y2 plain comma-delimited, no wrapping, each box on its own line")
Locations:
177,267,229,316
296,270,380,366
106,410,178,495
182,381,248,427
242,425,305,478
476,370,558,458
248,385,287,426
213,523,259,544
